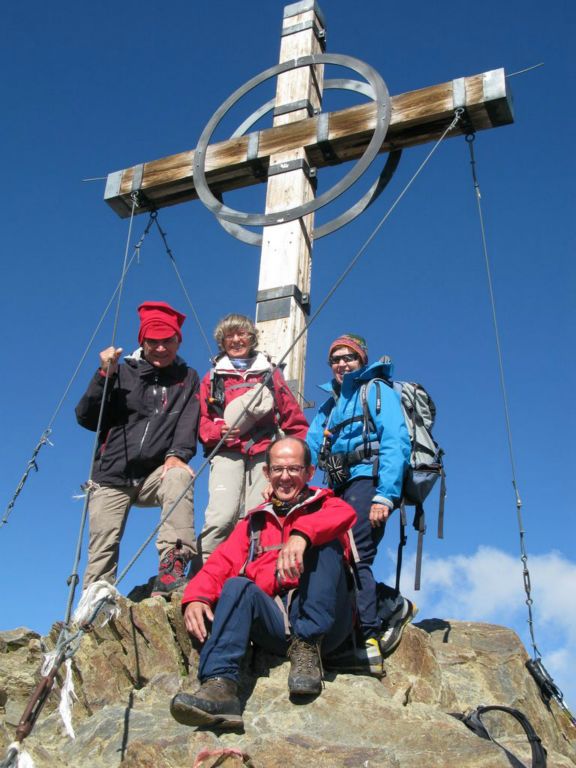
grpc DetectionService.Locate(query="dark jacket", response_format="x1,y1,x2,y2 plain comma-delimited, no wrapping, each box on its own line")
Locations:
76,353,200,486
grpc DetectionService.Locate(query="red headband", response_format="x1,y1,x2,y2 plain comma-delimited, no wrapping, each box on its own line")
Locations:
137,301,186,345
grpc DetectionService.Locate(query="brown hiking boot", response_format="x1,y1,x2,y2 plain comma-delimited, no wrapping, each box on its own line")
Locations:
170,677,243,729
151,539,190,597
287,636,322,696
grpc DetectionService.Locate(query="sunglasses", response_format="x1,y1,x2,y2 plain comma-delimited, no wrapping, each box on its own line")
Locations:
329,353,359,365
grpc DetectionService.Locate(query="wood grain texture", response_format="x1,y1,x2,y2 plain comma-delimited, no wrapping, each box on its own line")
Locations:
255,2,323,391
105,69,513,217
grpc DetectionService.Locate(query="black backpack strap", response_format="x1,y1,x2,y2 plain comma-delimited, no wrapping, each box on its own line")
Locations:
395,502,408,593
456,705,547,768
360,383,374,459
331,414,364,433
437,465,447,539
413,504,426,591
207,369,225,417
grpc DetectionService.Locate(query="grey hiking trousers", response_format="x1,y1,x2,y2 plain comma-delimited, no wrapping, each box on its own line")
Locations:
199,451,267,562
83,464,196,587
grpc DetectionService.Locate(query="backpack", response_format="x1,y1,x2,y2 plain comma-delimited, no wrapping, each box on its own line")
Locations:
318,358,446,591
361,375,446,591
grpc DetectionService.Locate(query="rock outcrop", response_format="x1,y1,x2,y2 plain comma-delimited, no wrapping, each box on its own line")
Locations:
1,597,575,767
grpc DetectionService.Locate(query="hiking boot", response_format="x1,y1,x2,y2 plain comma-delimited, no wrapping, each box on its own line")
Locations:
378,598,417,657
323,635,384,677
287,636,323,695
151,539,190,597
170,677,243,729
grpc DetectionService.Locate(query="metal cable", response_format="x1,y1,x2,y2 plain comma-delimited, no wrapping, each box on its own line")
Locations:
116,110,464,584
276,109,466,372
151,213,215,358
1,213,156,529
506,63,544,78
465,134,540,658
0,746,17,768
64,196,139,624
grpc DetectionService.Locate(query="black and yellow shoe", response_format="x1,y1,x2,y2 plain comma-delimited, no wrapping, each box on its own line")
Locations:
378,598,417,657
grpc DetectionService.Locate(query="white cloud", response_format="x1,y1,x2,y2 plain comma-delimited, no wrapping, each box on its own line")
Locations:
377,545,576,708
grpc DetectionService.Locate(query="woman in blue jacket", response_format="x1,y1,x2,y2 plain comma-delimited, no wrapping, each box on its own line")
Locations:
306,334,414,670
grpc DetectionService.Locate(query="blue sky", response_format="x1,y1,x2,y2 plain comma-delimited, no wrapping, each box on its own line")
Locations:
2,1,574,707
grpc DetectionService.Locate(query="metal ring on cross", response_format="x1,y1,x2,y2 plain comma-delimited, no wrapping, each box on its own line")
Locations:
215,80,402,246
192,53,394,240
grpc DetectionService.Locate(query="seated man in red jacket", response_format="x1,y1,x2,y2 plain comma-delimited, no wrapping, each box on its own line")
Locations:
170,437,357,730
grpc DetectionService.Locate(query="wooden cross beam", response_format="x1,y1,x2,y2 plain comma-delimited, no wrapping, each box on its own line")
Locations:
104,69,513,218
104,1,513,400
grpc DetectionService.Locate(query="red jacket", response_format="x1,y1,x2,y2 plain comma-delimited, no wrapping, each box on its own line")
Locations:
198,352,308,456
181,487,357,607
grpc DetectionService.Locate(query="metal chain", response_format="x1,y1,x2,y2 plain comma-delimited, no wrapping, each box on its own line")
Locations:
1,213,157,530
0,208,157,763
116,110,465,584
467,133,575,724
1,430,53,528
465,133,541,657
0,110,466,762
63,195,139,624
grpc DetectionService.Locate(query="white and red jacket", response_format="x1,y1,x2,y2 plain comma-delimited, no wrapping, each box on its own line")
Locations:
181,487,357,607
199,352,308,457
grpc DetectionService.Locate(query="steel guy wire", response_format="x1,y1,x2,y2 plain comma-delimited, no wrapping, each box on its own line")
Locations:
506,63,544,78
64,195,139,624
1,213,156,530
115,109,464,585
275,109,466,372
151,212,215,359
465,133,539,657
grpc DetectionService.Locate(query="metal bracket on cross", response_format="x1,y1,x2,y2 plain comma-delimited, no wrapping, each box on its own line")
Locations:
192,53,401,245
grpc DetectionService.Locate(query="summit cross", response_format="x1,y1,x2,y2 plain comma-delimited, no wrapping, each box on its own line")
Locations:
104,0,513,400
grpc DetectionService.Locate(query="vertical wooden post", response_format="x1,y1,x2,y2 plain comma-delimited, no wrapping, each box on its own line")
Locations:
255,0,325,402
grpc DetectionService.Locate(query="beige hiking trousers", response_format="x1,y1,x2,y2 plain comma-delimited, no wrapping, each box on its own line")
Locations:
83,465,196,587
199,451,267,561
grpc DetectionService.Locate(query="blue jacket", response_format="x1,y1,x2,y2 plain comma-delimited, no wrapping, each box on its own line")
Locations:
306,360,410,508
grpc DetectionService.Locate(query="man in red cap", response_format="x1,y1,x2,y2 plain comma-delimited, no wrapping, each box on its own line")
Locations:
76,301,200,596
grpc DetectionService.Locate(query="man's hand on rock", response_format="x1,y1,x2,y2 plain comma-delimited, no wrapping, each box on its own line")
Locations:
184,601,214,642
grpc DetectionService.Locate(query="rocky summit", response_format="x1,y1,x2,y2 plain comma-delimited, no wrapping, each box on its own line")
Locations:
1,596,575,767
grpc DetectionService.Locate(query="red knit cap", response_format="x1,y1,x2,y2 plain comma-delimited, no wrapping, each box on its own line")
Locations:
137,301,186,344
328,333,368,365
